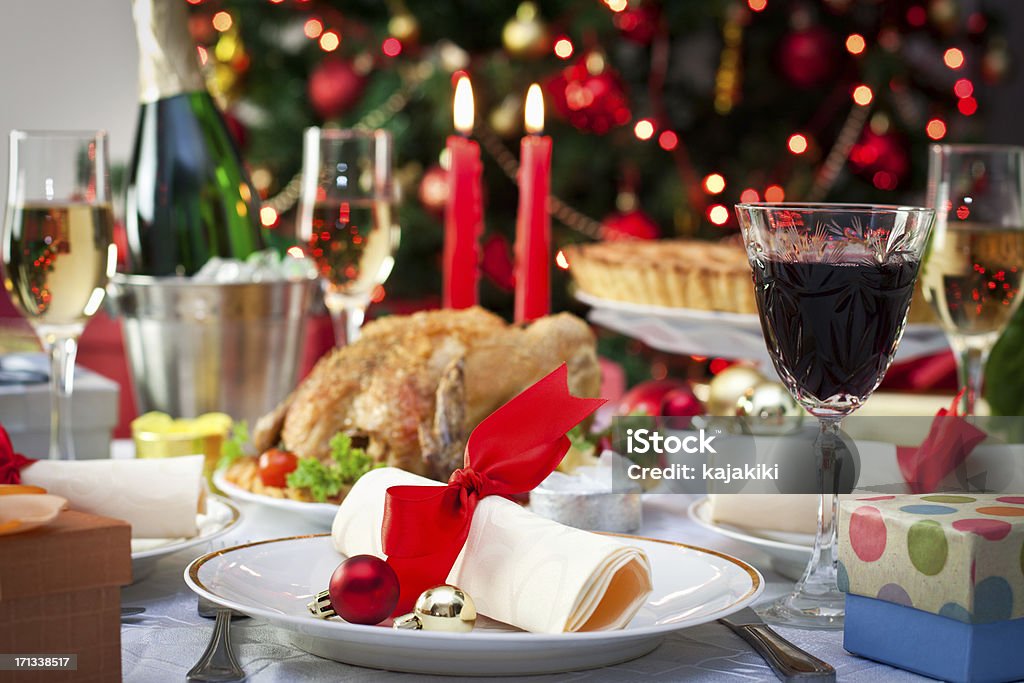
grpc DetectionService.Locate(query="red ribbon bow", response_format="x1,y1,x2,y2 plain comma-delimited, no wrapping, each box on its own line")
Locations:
897,391,987,494
381,364,605,614
0,423,36,485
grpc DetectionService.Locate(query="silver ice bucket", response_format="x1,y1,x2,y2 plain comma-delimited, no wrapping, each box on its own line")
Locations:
107,274,318,426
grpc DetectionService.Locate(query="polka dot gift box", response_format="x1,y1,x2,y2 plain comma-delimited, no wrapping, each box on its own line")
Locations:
839,494,1024,683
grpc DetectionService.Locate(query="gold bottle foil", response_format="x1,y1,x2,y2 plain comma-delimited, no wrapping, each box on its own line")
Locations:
132,0,205,103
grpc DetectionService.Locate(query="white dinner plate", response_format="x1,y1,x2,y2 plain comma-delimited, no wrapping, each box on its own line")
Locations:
130,495,241,581
185,533,764,676
576,290,948,364
213,468,338,527
688,497,812,580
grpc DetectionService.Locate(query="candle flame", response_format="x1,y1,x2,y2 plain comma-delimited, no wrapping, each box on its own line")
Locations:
525,83,545,134
453,77,474,135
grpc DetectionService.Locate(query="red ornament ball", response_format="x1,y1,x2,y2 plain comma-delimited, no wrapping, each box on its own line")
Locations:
602,210,659,240
614,4,659,45
545,52,631,135
418,164,449,214
308,59,367,119
849,129,909,190
777,27,838,89
328,555,400,625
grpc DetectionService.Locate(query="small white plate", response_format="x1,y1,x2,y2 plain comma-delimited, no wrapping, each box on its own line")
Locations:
213,469,338,528
185,532,763,676
130,496,241,581
688,498,812,580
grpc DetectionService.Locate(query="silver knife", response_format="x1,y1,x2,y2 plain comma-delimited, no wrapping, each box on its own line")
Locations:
719,608,836,682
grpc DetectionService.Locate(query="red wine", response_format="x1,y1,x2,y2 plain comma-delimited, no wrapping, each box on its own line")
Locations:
752,257,920,413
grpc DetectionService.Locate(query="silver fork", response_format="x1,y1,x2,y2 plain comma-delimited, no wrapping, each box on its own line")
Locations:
186,595,248,682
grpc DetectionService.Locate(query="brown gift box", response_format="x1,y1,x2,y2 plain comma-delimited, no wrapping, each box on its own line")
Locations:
0,510,131,683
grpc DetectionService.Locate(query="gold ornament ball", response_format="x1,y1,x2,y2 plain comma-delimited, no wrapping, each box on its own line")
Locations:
388,12,420,44
736,381,803,435
416,584,476,632
489,95,522,137
706,365,765,416
502,2,550,58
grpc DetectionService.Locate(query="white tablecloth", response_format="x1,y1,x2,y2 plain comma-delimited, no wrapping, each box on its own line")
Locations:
119,489,929,682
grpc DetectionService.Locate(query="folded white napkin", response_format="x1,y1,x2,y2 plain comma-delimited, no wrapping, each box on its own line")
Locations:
332,467,653,634
707,494,823,535
20,455,206,539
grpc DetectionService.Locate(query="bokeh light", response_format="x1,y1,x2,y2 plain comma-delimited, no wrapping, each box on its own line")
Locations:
708,205,730,225
852,85,873,106
658,130,678,151
944,48,965,69
958,97,978,116
748,0,767,11
212,11,233,32
633,119,655,140
554,37,574,59
954,78,974,98
787,133,809,155
764,184,785,202
304,18,323,39
739,188,760,203
555,250,569,269
259,206,279,227
382,37,402,57
845,34,866,55
906,6,927,26
926,118,947,140
320,31,340,52
703,173,726,195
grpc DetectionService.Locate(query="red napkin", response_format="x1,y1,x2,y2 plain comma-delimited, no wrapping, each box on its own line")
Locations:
896,393,987,494
381,364,605,614
0,424,35,485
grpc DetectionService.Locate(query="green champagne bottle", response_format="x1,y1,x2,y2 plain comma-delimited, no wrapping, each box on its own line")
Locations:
126,0,265,276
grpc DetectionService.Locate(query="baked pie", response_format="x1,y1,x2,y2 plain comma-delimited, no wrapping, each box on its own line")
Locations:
565,238,937,323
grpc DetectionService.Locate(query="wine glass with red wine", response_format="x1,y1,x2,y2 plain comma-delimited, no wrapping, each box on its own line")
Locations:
734,202,934,629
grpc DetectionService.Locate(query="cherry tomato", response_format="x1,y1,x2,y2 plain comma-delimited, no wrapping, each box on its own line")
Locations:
258,449,298,487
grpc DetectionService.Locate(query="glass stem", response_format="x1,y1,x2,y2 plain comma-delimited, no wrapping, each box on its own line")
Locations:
800,418,843,597
45,335,79,461
951,337,989,416
327,303,366,347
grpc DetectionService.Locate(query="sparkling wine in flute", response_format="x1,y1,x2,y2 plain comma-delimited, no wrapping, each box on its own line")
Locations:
921,223,1024,340
4,202,116,335
307,199,395,299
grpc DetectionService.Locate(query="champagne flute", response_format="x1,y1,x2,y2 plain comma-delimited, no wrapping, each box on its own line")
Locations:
923,145,1024,415
1,131,116,460
299,128,397,347
735,202,934,628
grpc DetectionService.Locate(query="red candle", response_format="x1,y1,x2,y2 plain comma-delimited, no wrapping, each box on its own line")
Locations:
514,84,552,322
443,77,483,309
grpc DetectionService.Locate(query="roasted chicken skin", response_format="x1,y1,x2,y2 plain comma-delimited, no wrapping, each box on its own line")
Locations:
253,307,601,480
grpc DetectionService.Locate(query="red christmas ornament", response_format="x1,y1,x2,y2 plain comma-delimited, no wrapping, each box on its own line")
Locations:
417,164,448,214
545,52,631,135
614,4,659,45
777,27,838,89
602,210,659,240
308,59,367,119
327,555,400,625
849,129,910,190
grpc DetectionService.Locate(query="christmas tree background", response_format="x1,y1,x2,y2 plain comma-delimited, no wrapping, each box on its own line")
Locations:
185,0,1024,405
